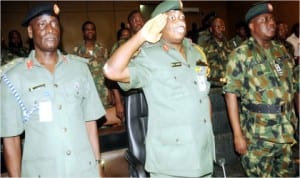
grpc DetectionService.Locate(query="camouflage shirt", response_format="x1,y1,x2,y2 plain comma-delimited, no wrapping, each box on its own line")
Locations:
227,35,246,49
202,36,232,86
223,37,296,143
1,47,29,66
73,41,111,108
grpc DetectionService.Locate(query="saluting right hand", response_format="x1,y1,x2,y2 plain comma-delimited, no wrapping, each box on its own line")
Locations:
141,13,167,43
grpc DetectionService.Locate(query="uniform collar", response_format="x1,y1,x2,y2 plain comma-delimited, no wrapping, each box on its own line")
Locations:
25,50,66,69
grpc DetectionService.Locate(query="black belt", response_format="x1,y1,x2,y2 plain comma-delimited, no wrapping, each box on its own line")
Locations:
244,103,293,114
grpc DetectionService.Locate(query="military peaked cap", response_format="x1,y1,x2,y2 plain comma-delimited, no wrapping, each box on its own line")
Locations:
22,2,60,27
151,0,183,18
245,2,273,24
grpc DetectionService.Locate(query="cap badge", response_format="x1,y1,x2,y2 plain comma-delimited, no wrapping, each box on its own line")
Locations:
53,3,60,15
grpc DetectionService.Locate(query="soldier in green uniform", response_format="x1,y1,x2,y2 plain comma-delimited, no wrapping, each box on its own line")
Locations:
202,17,232,87
104,0,215,177
1,3,105,177
1,30,29,65
223,2,297,177
227,21,249,49
73,21,124,125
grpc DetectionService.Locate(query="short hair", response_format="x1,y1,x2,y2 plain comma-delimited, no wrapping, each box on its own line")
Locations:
127,9,141,23
81,20,96,32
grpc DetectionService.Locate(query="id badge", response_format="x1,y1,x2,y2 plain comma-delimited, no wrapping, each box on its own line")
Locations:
39,100,53,122
197,75,207,91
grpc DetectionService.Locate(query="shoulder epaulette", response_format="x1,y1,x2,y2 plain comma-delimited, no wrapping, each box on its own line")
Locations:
193,44,208,65
67,54,89,64
0,58,24,77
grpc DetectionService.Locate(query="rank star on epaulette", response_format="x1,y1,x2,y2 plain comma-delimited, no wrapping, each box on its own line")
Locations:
26,60,33,69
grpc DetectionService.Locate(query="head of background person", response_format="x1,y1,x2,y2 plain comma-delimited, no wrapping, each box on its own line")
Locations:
209,16,226,42
276,21,289,40
245,2,276,42
8,30,23,49
119,27,131,41
151,0,185,45
200,11,216,31
81,20,97,42
290,22,299,38
235,21,249,40
21,2,61,53
127,9,145,34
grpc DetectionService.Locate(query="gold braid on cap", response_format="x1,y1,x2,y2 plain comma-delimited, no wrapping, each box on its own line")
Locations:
53,3,60,15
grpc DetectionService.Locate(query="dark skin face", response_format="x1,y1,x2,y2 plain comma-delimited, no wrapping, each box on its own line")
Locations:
128,12,144,34
249,13,276,48
83,23,96,42
276,23,288,40
162,10,186,45
210,18,226,41
27,14,60,53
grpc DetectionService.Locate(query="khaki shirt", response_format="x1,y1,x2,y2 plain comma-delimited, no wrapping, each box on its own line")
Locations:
119,38,215,177
1,50,105,177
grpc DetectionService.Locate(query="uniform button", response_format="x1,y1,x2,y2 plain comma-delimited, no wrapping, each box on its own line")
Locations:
62,128,67,133
194,81,197,85
89,161,92,165
204,119,206,123
58,105,62,110
54,84,58,88
175,138,179,142
199,99,202,103
66,150,71,156
174,76,177,80
188,64,191,68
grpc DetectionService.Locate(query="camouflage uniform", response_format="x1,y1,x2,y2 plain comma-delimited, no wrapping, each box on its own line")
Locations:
202,36,232,87
223,37,297,177
73,42,111,108
227,35,246,49
274,39,295,59
110,39,127,56
197,29,211,47
1,47,29,65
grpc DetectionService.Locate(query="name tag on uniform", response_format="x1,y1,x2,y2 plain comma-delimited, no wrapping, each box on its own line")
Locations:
39,100,53,122
171,62,182,67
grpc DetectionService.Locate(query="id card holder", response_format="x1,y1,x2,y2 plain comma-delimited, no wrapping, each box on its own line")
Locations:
195,66,207,92
39,100,53,122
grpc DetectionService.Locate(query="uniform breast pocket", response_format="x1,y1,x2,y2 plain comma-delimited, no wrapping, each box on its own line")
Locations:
62,79,87,103
155,68,189,100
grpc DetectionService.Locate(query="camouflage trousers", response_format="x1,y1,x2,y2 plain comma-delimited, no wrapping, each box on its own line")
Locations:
241,139,295,177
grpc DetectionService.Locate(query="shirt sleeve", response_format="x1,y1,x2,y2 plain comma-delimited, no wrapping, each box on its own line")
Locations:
223,49,245,96
1,73,24,137
83,65,105,121
118,49,151,91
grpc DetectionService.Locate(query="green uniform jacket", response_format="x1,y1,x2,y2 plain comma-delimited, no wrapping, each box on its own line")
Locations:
119,38,215,177
1,50,105,177
224,37,296,144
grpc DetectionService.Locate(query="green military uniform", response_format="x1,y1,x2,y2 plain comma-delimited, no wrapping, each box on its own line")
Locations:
1,46,29,66
275,39,295,58
197,29,211,47
1,50,105,177
73,42,111,108
223,37,297,177
110,39,127,56
227,35,246,49
119,38,215,177
202,36,232,87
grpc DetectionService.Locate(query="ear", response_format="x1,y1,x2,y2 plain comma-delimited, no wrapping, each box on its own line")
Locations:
209,26,212,33
248,22,254,32
27,26,33,39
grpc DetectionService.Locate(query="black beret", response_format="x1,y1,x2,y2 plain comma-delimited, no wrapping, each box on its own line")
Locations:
151,0,183,18
245,2,273,24
22,2,60,27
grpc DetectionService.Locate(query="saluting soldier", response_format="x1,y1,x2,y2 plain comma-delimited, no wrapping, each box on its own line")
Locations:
1,2,105,177
224,2,297,177
104,0,215,177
